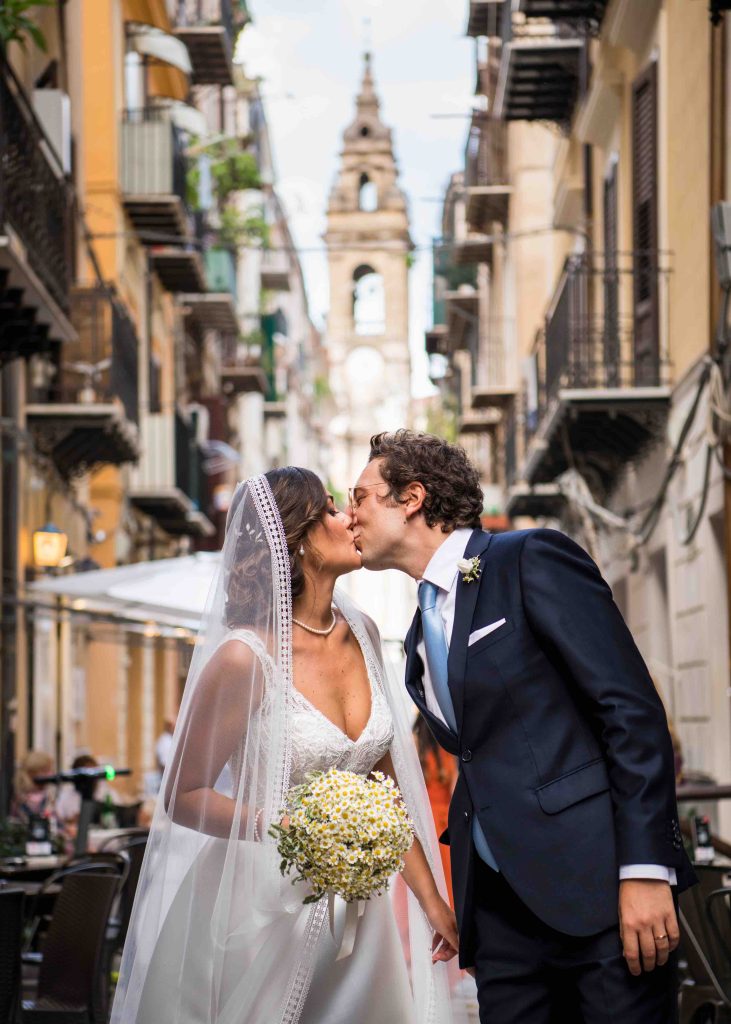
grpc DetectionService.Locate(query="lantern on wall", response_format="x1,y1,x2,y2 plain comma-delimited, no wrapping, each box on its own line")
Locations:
33,523,69,569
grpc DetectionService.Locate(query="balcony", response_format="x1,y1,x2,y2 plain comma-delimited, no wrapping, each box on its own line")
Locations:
494,7,585,125
517,0,609,27
26,287,140,477
121,108,191,243
459,407,501,436
464,112,511,232
260,249,291,292
445,288,479,353
149,247,206,292
174,0,245,86
522,252,671,494
175,246,237,330
466,0,504,38
425,325,448,357
129,410,215,537
0,61,76,361
471,321,517,411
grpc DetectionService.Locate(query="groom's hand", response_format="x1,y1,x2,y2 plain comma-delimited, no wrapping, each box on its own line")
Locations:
618,879,679,975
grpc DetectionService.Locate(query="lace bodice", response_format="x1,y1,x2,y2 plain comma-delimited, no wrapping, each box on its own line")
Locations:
225,625,395,790
288,667,394,786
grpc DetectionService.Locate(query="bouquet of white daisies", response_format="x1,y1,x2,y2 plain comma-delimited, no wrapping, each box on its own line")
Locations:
269,767,414,905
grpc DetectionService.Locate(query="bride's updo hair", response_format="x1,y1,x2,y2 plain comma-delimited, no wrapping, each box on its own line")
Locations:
225,468,329,628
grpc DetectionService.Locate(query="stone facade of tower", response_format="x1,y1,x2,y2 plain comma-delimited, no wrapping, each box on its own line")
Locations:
325,54,412,498
325,54,415,645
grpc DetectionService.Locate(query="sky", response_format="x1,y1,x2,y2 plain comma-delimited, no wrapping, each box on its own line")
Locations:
237,0,476,396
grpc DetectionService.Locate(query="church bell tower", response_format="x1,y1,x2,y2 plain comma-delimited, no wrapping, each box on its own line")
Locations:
325,53,413,495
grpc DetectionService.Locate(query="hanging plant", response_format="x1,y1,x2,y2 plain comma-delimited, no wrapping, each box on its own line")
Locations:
211,147,261,204
219,207,269,249
0,0,55,51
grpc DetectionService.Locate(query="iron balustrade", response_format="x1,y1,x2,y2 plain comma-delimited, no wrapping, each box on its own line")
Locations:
465,113,507,189
48,287,139,425
0,58,74,311
176,0,235,38
532,252,670,431
432,239,478,325
121,108,188,212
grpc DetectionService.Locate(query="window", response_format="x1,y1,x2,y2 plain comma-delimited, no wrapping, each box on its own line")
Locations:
358,173,378,212
352,264,385,335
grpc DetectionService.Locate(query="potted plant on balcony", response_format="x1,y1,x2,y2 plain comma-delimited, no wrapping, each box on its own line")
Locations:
0,0,55,51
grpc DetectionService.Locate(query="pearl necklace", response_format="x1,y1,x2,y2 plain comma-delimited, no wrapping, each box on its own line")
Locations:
292,608,337,636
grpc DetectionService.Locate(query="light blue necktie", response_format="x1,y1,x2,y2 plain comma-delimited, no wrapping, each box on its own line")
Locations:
419,581,499,872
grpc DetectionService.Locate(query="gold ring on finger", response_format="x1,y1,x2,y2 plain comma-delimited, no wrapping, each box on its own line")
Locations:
654,933,668,942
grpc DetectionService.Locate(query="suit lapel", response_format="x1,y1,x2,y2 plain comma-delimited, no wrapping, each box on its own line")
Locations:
448,529,493,729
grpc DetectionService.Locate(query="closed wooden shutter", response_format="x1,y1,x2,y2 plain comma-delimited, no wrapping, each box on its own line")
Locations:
603,161,619,385
632,61,659,385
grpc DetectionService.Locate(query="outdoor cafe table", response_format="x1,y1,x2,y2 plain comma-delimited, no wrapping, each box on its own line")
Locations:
0,854,67,882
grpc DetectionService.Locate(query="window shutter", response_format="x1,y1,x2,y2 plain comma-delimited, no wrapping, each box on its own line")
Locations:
632,61,659,385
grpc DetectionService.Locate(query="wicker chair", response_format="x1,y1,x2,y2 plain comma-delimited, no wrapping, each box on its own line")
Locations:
0,887,25,1024
21,872,118,1024
94,833,147,949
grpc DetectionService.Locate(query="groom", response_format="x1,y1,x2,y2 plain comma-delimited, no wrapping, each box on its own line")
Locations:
351,430,695,1024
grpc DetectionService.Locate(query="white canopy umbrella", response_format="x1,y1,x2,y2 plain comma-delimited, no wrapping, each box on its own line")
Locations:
28,553,220,634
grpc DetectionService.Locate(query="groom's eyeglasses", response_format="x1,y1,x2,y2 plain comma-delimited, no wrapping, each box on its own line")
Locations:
348,484,390,511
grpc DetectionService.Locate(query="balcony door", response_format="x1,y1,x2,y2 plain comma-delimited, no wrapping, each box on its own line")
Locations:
632,61,659,386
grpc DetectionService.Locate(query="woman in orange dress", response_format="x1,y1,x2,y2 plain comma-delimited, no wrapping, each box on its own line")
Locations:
413,716,457,907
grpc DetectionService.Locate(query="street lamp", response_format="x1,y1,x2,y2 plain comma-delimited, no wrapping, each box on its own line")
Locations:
33,523,68,569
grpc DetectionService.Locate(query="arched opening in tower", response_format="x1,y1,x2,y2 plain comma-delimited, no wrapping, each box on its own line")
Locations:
353,264,385,335
358,173,378,213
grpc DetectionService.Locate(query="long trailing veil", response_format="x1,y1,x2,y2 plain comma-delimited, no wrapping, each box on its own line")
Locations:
111,474,468,1024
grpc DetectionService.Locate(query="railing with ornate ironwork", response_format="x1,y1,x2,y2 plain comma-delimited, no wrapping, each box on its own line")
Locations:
121,107,188,212
525,252,671,444
0,58,74,311
45,287,139,423
472,318,513,389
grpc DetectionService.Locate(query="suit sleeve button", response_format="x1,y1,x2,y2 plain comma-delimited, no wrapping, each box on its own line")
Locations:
461,749,472,762
464,810,471,821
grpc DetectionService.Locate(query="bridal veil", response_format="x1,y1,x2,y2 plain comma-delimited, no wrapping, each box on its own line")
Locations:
110,473,466,1024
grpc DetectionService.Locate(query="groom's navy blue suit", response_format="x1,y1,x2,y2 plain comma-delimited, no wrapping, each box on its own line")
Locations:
404,527,695,1021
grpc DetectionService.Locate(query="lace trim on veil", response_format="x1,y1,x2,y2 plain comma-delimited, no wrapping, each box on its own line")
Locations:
250,474,329,1024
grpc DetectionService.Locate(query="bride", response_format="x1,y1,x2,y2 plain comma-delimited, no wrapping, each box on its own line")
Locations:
111,469,466,1024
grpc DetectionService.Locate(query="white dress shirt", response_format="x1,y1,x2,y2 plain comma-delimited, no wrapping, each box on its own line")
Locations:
416,529,676,886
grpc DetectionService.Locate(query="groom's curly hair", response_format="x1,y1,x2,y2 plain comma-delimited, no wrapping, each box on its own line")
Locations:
369,430,483,532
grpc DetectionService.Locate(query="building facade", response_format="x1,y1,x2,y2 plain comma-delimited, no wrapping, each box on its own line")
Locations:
428,0,731,831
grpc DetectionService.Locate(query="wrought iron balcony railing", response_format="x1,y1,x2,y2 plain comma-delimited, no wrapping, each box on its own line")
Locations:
0,59,74,312
175,0,249,84
520,251,667,468
51,287,140,425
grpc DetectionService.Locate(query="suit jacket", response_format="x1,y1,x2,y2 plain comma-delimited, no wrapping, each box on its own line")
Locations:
404,528,695,964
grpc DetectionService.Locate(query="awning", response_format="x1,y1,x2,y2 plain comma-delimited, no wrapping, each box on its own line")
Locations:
28,553,220,633
127,23,192,77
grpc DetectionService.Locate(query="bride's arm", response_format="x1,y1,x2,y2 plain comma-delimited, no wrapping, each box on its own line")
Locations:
164,639,265,839
372,748,459,963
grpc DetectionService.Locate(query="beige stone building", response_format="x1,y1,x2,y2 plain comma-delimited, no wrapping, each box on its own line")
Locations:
428,0,731,831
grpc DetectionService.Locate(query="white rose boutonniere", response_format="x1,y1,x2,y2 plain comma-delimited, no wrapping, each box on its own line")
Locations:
457,556,481,583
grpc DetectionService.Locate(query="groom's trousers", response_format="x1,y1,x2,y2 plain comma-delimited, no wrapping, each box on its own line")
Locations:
471,859,679,1024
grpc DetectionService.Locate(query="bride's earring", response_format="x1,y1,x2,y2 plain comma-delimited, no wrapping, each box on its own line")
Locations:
299,546,305,556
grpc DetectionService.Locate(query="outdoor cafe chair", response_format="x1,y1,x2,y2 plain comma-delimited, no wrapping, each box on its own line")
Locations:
0,887,25,1024
94,832,148,948
20,872,118,1024
22,853,129,965
678,863,731,1023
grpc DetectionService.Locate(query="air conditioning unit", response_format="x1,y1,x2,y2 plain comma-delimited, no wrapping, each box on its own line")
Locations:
33,89,71,176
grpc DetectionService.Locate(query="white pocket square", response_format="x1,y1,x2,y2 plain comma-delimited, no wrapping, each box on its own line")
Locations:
468,618,507,646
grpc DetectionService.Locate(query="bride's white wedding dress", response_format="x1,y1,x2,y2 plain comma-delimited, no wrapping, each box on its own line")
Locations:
135,630,419,1024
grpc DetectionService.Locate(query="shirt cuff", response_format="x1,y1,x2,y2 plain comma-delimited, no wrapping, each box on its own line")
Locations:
619,864,678,886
